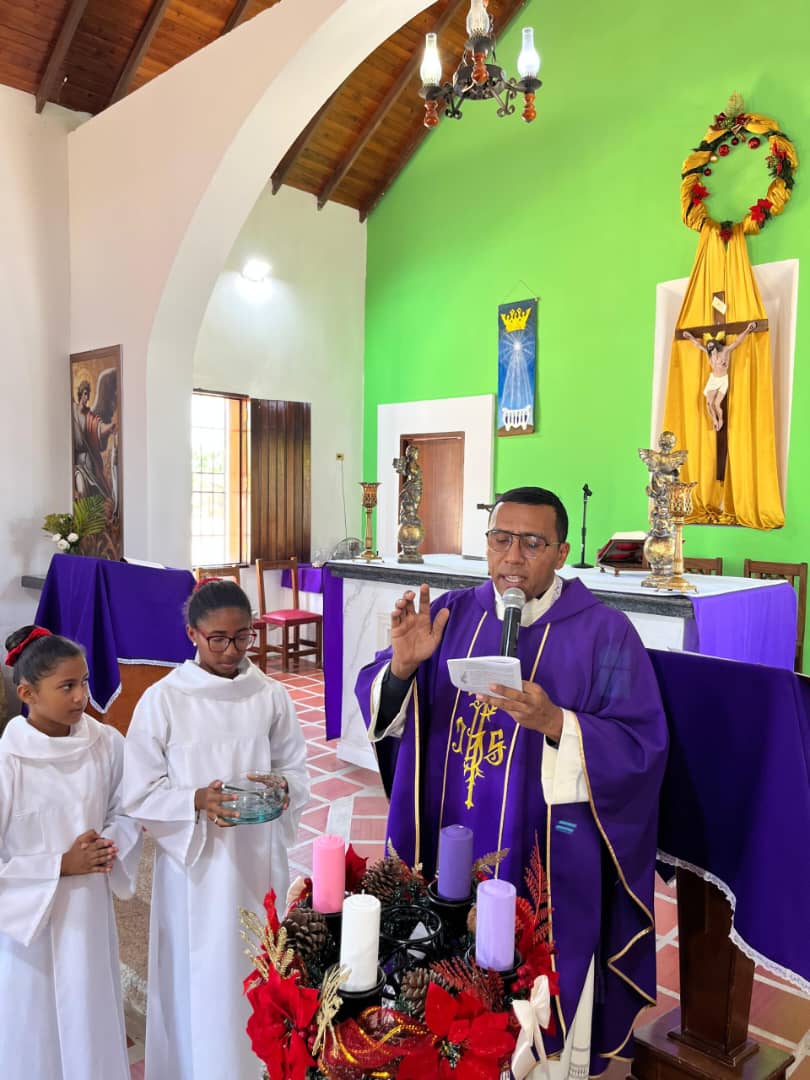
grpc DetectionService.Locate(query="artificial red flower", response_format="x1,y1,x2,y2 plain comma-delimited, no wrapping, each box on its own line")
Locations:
399,984,516,1079
749,198,772,226
245,965,320,1080
263,889,281,933
345,844,368,892
691,181,709,203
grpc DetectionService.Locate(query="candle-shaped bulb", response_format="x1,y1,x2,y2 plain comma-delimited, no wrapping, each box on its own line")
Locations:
419,33,442,87
517,27,541,78
466,0,491,36
339,894,381,991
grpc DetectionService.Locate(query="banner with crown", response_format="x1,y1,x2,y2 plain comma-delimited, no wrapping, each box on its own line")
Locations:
497,299,538,437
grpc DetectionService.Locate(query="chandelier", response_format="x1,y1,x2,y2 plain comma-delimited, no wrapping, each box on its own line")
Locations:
418,0,541,128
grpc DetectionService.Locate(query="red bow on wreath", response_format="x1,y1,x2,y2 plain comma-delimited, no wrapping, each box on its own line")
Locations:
691,182,709,204
750,198,772,226
398,985,516,1080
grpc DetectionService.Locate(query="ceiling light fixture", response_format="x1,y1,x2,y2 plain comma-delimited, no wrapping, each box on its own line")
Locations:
419,0,541,128
241,257,271,283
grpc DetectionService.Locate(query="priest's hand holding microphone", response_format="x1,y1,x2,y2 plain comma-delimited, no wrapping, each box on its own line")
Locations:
389,582,564,744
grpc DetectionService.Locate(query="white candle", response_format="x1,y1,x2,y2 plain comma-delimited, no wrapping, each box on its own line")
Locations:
339,894,381,992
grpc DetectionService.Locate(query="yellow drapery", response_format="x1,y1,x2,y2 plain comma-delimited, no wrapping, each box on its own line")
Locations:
662,221,784,529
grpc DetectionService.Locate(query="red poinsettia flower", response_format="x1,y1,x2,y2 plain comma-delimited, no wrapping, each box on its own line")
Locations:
263,889,281,933
399,984,516,1079
691,181,709,203
345,844,368,893
245,965,320,1079
749,198,772,226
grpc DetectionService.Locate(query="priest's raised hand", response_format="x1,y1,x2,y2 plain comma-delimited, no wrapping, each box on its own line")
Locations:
389,583,450,680
476,680,564,743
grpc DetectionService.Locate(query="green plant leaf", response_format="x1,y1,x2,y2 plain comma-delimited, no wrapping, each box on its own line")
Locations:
72,495,107,537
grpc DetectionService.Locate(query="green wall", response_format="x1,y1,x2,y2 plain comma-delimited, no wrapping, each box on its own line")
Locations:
364,0,810,598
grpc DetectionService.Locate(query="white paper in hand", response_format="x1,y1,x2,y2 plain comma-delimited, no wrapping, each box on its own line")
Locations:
446,656,523,696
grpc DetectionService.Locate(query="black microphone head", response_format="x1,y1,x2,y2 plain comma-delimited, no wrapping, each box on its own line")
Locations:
502,587,526,611
583,484,593,497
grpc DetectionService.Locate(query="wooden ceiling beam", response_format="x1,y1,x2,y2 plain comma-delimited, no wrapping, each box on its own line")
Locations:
270,88,341,194
109,0,172,106
316,0,467,210
221,0,253,35
35,0,90,114
359,0,531,220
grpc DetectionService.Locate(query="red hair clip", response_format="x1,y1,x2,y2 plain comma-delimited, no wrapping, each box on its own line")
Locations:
5,627,53,667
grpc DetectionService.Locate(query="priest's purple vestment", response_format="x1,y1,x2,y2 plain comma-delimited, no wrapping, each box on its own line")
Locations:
355,579,668,1074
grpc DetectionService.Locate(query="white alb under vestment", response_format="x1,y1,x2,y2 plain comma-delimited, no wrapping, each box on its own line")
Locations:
123,659,310,1080
0,714,143,1080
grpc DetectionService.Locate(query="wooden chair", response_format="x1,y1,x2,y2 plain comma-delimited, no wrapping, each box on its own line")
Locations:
743,559,808,672
254,557,323,672
683,557,724,575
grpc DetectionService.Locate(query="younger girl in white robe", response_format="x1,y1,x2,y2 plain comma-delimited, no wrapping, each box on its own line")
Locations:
0,626,142,1080
123,579,310,1080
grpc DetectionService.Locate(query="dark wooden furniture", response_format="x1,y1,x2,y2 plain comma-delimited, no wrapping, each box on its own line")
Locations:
683,556,724,575
255,557,323,672
743,559,808,671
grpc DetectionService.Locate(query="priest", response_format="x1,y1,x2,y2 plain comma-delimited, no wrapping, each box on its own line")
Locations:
355,486,669,1076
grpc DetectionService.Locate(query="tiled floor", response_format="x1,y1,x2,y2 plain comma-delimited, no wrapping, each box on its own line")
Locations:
129,661,810,1077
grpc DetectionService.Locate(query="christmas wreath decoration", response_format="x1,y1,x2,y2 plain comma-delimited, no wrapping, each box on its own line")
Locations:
681,93,798,241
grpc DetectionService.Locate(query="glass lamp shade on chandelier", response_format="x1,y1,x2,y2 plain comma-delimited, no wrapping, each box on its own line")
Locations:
418,0,541,127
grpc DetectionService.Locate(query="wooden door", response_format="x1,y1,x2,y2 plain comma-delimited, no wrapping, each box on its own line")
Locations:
400,432,465,555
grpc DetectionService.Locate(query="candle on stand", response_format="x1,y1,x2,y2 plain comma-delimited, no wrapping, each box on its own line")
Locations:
312,835,345,913
339,894,381,991
475,878,516,971
437,824,474,900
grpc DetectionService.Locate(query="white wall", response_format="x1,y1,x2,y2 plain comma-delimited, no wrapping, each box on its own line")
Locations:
194,185,366,556
0,86,85,655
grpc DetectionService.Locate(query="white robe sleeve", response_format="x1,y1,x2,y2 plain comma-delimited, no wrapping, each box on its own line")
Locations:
366,662,414,742
100,726,143,900
123,688,209,868
0,757,62,947
267,685,310,848
540,710,589,805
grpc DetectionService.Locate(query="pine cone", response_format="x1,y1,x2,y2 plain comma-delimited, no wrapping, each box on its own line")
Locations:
467,902,477,935
361,858,404,905
282,907,330,964
398,966,431,1019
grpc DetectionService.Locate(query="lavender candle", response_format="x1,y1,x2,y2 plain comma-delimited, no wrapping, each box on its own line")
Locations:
437,824,474,900
475,878,516,971
312,835,345,914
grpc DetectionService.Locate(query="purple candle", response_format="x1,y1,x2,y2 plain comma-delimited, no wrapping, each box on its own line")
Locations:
437,824,474,900
475,878,516,971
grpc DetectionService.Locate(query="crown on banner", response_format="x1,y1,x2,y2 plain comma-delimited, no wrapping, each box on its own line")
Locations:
500,306,532,332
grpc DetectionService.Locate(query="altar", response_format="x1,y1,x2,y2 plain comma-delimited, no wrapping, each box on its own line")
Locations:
324,556,797,771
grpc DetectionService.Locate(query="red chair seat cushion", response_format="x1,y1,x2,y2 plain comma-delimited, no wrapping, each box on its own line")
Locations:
258,609,322,627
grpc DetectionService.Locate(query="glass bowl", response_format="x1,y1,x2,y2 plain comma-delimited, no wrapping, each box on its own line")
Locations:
221,778,285,825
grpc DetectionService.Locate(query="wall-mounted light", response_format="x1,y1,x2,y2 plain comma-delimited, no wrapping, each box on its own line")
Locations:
241,257,271,283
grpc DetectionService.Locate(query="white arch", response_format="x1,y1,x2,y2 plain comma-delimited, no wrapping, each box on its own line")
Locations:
68,0,433,564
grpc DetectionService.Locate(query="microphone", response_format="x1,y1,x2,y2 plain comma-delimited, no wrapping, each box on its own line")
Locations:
500,587,526,657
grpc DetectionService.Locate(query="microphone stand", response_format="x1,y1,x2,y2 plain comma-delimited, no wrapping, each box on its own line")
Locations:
572,484,593,568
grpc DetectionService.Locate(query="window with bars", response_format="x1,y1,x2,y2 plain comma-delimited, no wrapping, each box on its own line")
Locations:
190,391,311,569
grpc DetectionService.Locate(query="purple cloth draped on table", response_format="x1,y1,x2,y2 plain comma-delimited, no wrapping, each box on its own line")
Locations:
323,567,344,740
685,580,797,669
34,554,195,712
651,648,810,992
280,564,324,594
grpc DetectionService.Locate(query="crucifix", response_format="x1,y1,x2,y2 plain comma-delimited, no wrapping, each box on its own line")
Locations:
674,291,768,481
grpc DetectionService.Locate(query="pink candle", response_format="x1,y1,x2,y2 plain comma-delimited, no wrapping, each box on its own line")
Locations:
475,878,516,971
312,835,345,913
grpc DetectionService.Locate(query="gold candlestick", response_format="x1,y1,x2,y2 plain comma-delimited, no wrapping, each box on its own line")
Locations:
664,480,699,592
359,482,382,562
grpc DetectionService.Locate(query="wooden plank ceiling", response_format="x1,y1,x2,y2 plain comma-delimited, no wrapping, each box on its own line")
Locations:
0,0,529,216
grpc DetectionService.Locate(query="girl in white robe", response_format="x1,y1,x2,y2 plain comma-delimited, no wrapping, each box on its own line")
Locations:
123,579,310,1080
0,625,142,1080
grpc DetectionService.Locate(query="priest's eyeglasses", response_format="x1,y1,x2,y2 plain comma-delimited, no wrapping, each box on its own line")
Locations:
198,630,257,653
485,529,560,558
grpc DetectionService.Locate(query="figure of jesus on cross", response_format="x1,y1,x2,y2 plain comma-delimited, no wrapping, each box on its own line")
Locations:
683,320,757,431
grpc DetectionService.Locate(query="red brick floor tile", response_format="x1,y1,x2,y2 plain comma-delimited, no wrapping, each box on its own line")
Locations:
343,766,385,787
289,838,314,866
349,817,389,842
301,805,330,831
130,1064,145,1079
309,776,364,799
783,1056,810,1080
306,754,348,774
350,841,386,862
654,893,678,937
749,977,810,1044
656,944,680,994
354,795,392,816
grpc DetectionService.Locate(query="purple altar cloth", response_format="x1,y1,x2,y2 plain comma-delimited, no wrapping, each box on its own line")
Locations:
651,648,810,992
34,554,195,712
686,580,796,670
280,564,324,594
323,567,344,740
